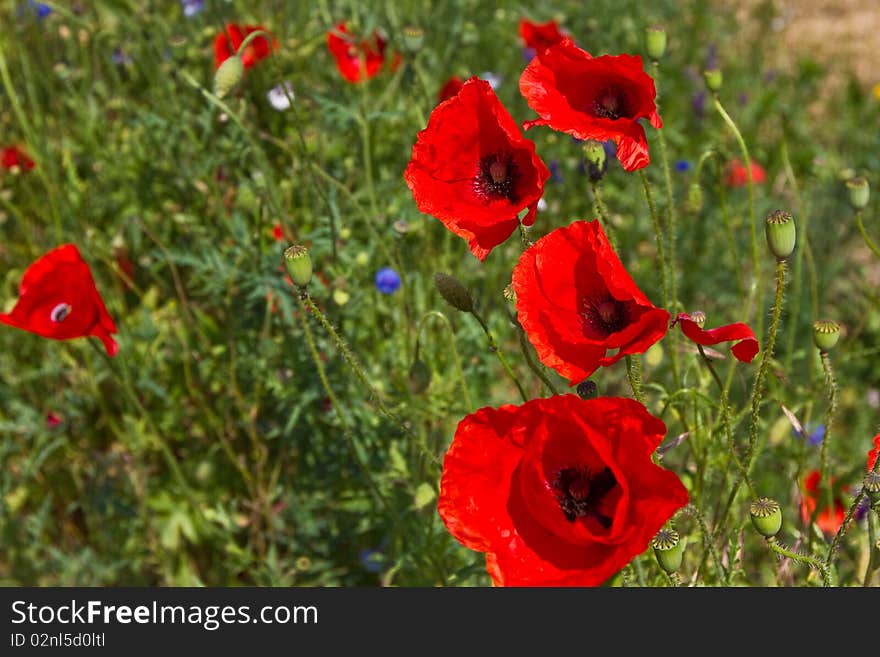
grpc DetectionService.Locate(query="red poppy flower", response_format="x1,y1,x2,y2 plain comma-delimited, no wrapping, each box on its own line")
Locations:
519,39,662,172
439,395,688,586
214,24,276,70
518,19,566,52
326,22,399,83
271,223,285,242
513,220,669,383
724,158,766,188
799,470,845,535
1,145,35,171
0,244,118,356
405,77,550,260
868,434,880,471
673,312,758,363
437,76,464,103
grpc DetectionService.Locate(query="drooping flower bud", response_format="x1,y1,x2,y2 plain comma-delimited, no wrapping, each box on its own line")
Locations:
687,181,703,214
408,359,431,394
652,528,685,573
645,25,667,61
703,67,722,92
214,55,244,98
283,245,312,288
582,140,607,182
749,497,782,538
846,176,870,211
434,272,474,313
765,210,796,260
812,320,840,352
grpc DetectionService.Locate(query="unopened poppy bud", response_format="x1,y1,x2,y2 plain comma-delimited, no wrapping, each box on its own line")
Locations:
283,245,312,288
846,176,870,210
434,272,474,313
765,210,796,260
402,25,424,53
749,497,782,538
863,471,880,505
582,140,607,181
652,528,685,573
688,310,706,328
408,359,431,394
214,55,244,99
687,181,703,213
703,67,722,92
645,25,667,61
576,380,597,400
812,320,840,352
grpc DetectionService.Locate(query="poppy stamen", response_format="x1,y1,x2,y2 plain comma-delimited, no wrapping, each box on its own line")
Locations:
552,466,617,526
592,88,628,121
474,152,518,202
582,296,628,337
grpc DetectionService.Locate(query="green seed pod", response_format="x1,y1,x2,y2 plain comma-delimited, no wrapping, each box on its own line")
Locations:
576,380,597,400
749,498,782,538
408,359,431,394
863,471,880,505
434,272,474,313
214,55,244,99
645,25,667,61
703,67,723,92
402,26,424,53
283,245,313,288
765,210,796,260
652,528,685,573
687,181,703,214
812,320,840,352
582,140,607,182
846,176,870,210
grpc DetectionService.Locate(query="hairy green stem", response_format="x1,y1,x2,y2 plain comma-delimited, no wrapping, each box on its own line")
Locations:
638,169,670,313
766,538,832,587
856,211,880,258
516,322,560,396
826,457,880,567
414,310,472,409
471,310,528,403
816,351,838,533
625,355,645,404
865,510,877,587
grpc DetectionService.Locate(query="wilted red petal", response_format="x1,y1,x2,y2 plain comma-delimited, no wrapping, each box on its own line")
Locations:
214,24,276,70
674,312,759,363
518,19,566,52
1,145,36,171
326,22,395,83
724,158,766,188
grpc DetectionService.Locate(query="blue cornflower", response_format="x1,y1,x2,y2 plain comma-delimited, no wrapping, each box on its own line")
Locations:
675,160,692,173
548,160,563,184
28,1,51,18
359,548,384,574
181,0,204,17
375,267,401,294
793,423,825,446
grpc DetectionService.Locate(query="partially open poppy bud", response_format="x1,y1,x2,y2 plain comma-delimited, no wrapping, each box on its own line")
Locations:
652,527,685,573
687,181,703,214
765,210,796,260
576,379,598,400
863,471,880,505
283,245,312,288
582,140,607,182
749,497,782,538
703,67,722,92
846,176,870,210
812,319,840,352
408,359,431,394
645,25,667,61
214,55,244,98
402,25,424,53
434,272,474,313
503,283,516,303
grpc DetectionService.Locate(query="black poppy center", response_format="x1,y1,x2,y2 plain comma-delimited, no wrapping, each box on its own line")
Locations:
592,88,629,121
474,151,518,202
552,466,617,527
582,296,629,337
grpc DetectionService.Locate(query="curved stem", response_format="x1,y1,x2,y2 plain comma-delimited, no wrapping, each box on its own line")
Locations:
816,351,838,532
414,310,472,409
516,321,560,396
826,457,880,567
590,180,617,249
638,169,670,312
471,310,528,403
625,355,645,404
865,510,877,587
856,211,880,258
766,538,833,587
